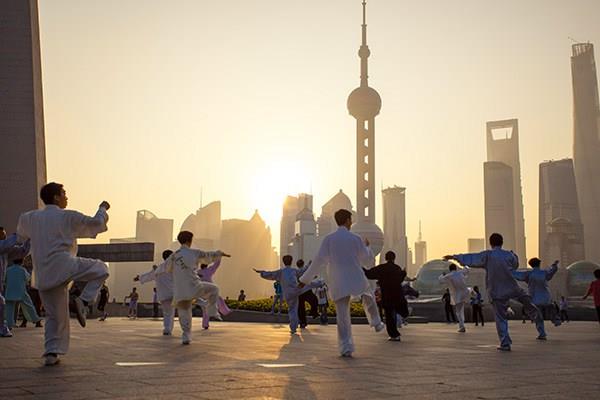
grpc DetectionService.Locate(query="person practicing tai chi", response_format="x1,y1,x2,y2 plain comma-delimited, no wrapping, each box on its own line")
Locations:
0,228,30,338
167,231,229,345
197,255,231,329
254,255,324,334
135,250,175,335
4,257,43,328
582,269,600,324
299,209,385,357
363,251,409,341
17,182,110,365
444,233,542,352
125,287,139,319
97,284,109,321
512,258,561,340
439,263,471,333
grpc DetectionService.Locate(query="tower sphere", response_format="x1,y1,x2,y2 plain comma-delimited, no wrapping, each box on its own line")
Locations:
347,86,381,120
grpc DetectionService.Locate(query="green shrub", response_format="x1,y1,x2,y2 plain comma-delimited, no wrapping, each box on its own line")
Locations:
225,298,367,317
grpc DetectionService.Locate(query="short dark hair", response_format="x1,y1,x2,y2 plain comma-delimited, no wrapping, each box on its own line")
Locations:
385,251,395,261
334,209,352,226
282,255,293,266
489,233,503,247
177,231,194,244
162,249,173,260
296,259,304,267
594,269,600,279
40,182,63,205
528,258,541,268
449,263,457,271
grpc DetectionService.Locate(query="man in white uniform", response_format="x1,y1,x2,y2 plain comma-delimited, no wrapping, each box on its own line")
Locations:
299,209,384,357
439,263,470,332
135,249,175,335
17,182,110,366
166,231,229,345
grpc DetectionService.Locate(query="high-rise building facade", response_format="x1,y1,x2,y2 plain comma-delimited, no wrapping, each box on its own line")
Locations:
414,223,427,271
539,159,585,297
181,201,222,247
572,43,600,263
485,119,526,259
0,0,47,232
317,190,353,237
347,1,384,256
484,161,517,253
280,194,313,256
381,186,408,267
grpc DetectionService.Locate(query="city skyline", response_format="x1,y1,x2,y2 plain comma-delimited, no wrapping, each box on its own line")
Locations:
34,0,600,261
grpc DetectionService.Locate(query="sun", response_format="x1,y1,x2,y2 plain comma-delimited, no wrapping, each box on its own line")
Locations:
248,160,311,231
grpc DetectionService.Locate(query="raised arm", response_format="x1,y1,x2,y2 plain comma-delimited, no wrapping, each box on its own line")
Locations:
253,268,280,281
137,269,157,285
363,265,383,281
192,249,227,266
0,233,18,253
357,236,374,266
512,269,529,282
299,237,329,284
69,206,109,239
545,262,559,281
446,251,488,268
206,258,222,274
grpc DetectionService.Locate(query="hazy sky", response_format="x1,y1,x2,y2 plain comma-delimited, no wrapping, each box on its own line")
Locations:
38,0,600,261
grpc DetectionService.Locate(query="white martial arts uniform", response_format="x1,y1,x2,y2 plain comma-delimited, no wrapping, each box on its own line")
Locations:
166,245,222,343
439,268,470,330
138,260,174,334
299,226,382,355
17,204,109,356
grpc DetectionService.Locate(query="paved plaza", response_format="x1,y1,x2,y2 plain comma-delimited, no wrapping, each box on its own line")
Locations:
1,318,599,400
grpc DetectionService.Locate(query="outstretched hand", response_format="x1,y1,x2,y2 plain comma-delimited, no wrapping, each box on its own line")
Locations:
219,251,231,258
298,282,305,289
133,275,139,281
99,201,111,210
443,255,454,261
252,268,261,273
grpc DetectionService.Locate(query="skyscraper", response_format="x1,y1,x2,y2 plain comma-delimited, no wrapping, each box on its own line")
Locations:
0,0,47,232
572,43,600,263
414,222,427,271
539,159,584,264
485,119,526,259
484,161,517,253
317,190,354,237
280,194,313,256
347,1,384,256
381,186,408,267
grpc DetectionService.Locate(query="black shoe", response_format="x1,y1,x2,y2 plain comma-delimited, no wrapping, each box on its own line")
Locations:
71,297,87,327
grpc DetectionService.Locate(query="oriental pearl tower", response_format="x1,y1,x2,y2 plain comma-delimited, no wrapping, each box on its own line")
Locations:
347,0,384,257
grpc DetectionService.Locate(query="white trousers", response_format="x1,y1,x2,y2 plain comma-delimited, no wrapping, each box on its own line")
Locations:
176,282,219,343
161,299,174,334
334,294,382,355
38,258,108,356
455,302,466,329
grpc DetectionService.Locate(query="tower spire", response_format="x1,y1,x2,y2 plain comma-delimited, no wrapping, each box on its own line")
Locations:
418,220,422,241
359,0,370,87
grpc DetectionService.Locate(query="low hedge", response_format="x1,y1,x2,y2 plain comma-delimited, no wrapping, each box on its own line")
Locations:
225,298,368,317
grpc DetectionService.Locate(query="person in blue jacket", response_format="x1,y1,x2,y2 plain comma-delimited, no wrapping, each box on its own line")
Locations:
512,258,561,340
4,258,42,328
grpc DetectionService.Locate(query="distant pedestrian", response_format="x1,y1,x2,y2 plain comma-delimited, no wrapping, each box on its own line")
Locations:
152,288,159,318
97,284,109,321
238,290,246,302
559,296,569,322
470,286,485,326
582,269,600,324
442,289,457,324
125,288,139,319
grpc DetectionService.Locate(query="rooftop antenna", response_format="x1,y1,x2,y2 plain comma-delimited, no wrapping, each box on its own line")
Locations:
418,220,422,242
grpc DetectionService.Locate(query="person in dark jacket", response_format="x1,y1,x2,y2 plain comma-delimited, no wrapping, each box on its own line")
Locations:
363,251,408,341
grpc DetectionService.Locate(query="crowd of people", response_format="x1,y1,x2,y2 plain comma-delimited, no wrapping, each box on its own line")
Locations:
2,182,600,365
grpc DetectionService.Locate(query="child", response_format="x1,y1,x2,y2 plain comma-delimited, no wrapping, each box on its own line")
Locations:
582,269,600,324
4,258,43,328
513,258,561,340
134,250,175,335
470,286,484,326
254,255,323,334
166,231,229,345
